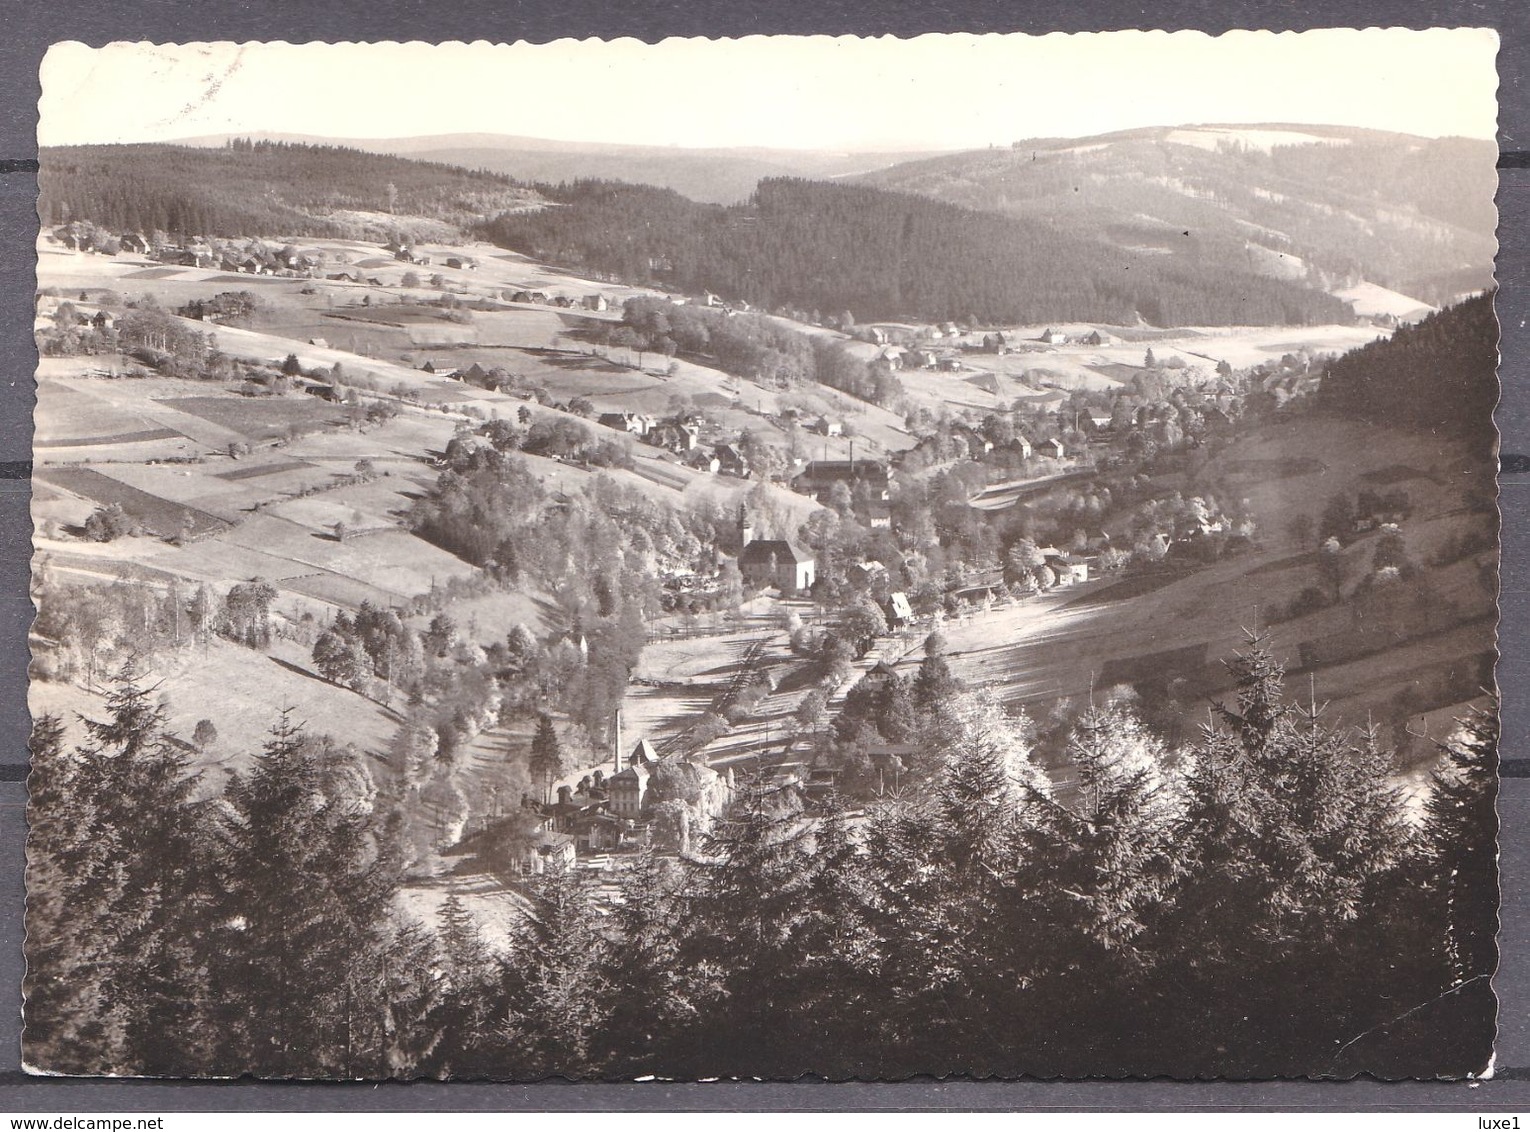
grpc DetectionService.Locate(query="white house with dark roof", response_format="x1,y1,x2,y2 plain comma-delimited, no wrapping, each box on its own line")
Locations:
739,538,816,594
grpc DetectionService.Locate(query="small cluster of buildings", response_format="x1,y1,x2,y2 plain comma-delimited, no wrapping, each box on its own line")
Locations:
597,410,707,458
383,241,432,267
871,344,965,374
515,720,731,873
790,456,895,527
509,290,610,311
1040,328,1114,347
149,239,327,276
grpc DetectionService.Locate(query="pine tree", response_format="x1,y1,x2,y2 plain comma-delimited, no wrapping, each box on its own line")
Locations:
1158,635,1428,1074
32,662,208,1075
780,796,882,1071
22,714,83,1063
529,712,563,802
1421,704,1499,987
913,634,960,713
204,712,404,1076
675,773,820,1076
593,849,705,1076
499,861,610,1077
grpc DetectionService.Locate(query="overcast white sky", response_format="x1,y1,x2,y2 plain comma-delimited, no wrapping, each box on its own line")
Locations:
39,30,1500,151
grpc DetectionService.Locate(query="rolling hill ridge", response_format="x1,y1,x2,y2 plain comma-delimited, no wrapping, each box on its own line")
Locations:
166,130,950,205
855,123,1498,309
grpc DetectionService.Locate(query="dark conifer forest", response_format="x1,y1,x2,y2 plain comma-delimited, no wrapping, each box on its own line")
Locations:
38,140,539,238
479,178,1354,327
26,640,1497,1080
1319,292,1499,436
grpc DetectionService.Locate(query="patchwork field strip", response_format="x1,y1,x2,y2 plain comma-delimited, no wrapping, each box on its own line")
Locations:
37,427,183,448
35,466,231,538
215,459,314,481
159,395,348,441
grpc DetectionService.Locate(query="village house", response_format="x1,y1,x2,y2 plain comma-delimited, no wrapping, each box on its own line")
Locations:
1041,328,1067,345
569,809,626,853
596,409,651,437
849,560,888,587
952,425,994,457
872,345,906,372
119,232,150,255
714,443,750,477
608,738,659,819
739,537,816,594
584,294,610,312
607,764,649,819
1040,437,1066,460
1042,551,1090,586
793,458,895,504
867,743,919,794
684,447,721,474
885,591,914,628
1176,513,1227,542
1083,330,1112,347
298,380,341,402
646,418,700,453
813,416,844,438
862,660,900,691
517,831,577,875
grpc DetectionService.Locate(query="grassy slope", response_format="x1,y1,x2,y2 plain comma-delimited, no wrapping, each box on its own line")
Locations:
935,416,1494,769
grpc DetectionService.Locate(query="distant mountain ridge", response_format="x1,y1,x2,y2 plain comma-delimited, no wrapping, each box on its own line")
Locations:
166,130,953,205
40,140,544,241
855,123,1497,308
481,176,1353,327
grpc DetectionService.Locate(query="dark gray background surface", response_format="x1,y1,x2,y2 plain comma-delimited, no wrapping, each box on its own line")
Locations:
0,0,1524,1111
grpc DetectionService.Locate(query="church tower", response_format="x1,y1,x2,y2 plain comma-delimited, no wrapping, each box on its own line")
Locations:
737,504,755,550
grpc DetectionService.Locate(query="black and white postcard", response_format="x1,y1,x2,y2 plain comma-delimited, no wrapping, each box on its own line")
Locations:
25,30,1502,1079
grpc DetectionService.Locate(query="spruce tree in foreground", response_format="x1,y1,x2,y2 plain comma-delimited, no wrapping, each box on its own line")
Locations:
26,663,208,1075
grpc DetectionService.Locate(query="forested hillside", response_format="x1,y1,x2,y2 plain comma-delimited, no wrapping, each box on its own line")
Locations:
858,126,1498,308
859,126,1496,308
27,644,1499,1078
1320,292,1498,435
38,140,543,239
171,130,944,205
481,177,1352,327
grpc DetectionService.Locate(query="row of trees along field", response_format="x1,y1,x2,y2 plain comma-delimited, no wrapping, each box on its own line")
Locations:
608,297,904,405
1318,292,1498,435
479,177,1353,327
38,140,539,239
26,638,1496,1078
